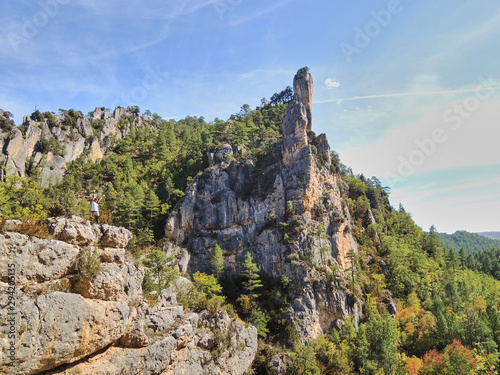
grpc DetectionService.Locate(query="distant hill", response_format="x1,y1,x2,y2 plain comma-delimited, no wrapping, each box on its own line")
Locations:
438,230,500,254
477,231,500,240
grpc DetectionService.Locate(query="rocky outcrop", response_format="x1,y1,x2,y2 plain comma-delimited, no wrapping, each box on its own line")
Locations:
0,218,257,375
165,68,360,342
40,292,257,375
293,67,313,131
0,107,150,186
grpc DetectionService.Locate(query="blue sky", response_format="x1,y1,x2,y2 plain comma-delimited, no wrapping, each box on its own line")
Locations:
1,0,500,233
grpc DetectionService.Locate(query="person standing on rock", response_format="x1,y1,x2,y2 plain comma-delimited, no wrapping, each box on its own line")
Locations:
90,194,105,223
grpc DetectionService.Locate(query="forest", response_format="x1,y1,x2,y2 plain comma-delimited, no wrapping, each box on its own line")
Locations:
438,231,500,255
1,88,500,374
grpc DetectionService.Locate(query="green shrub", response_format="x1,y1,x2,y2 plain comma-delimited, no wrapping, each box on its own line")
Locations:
77,247,101,281
287,345,320,375
248,308,269,338
37,136,65,157
0,116,14,132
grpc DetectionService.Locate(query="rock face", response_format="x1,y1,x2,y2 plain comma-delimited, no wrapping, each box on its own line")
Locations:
0,107,150,186
165,67,359,342
0,218,257,375
293,67,313,131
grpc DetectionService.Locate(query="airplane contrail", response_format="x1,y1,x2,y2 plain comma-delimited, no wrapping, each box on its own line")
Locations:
314,86,500,104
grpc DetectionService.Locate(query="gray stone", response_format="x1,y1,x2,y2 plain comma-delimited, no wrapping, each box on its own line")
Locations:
0,217,258,375
0,288,130,375
100,224,133,248
0,232,79,284
293,66,313,131
214,143,233,162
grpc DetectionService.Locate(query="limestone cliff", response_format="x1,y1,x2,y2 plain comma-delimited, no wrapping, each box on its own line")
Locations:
0,107,148,187
0,218,257,375
165,67,360,341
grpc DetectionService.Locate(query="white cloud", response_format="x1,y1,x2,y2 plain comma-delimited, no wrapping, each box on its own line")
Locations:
324,78,340,89
339,98,500,180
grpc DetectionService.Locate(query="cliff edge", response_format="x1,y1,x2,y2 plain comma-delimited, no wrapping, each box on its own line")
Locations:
0,218,257,375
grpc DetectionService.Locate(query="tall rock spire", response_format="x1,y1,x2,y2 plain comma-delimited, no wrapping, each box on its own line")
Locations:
293,67,313,131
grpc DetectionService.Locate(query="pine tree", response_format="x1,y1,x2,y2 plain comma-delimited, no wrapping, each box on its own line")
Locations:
144,190,160,224
240,252,263,299
459,248,466,270
210,244,225,280
142,249,178,291
346,248,361,298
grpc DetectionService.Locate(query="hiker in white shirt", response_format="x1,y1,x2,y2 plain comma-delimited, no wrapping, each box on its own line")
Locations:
90,194,105,223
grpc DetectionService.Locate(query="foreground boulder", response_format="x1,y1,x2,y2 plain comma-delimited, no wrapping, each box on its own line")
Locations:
0,218,257,375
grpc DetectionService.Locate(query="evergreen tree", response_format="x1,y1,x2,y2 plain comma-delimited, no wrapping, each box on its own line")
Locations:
142,249,178,292
459,248,466,270
446,248,459,273
346,248,361,298
210,244,225,280
144,190,161,224
240,252,263,299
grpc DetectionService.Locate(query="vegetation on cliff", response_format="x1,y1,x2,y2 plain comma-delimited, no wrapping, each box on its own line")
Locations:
0,89,290,245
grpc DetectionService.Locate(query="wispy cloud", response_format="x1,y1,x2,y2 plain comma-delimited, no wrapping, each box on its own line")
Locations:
226,0,293,27
70,0,215,19
315,86,500,104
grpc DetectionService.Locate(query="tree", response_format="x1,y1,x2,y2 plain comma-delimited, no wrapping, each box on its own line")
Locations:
421,349,447,375
0,110,14,132
459,248,466,270
424,225,441,258
286,345,320,375
240,252,263,299
142,249,177,292
248,308,269,338
447,248,459,273
144,190,161,224
210,244,225,279
346,249,361,298
270,86,293,106
443,340,477,374
363,310,401,374
192,271,222,298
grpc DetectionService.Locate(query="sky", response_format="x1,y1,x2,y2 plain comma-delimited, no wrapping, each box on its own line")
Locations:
1,0,499,234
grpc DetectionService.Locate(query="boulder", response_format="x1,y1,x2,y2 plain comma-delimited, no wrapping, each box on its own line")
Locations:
214,143,234,162
0,288,129,375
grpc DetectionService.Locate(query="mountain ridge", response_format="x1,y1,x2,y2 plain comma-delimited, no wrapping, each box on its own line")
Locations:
478,231,500,240
438,230,500,254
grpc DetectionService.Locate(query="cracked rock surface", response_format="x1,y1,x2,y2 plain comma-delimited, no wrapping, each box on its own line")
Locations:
0,218,257,375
